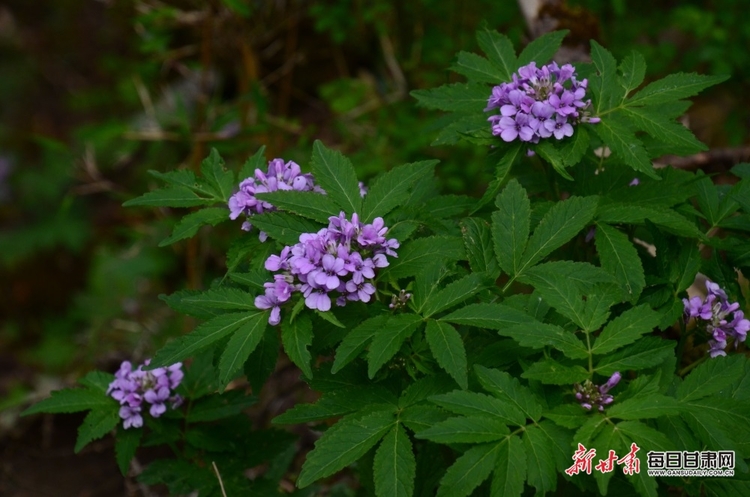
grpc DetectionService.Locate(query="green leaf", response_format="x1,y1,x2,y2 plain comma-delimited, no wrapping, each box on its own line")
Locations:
374,424,416,497
535,140,573,180
521,358,589,385
22,388,113,416
472,143,522,213
440,303,534,330
151,311,263,367
591,304,661,355
315,309,345,328
590,40,621,112
524,261,618,292
417,416,509,444
618,51,647,95
218,311,267,385
122,186,211,208
622,106,707,154
523,424,558,495
451,51,506,84
228,270,267,292
148,168,209,195
381,236,464,279
518,269,586,328
461,217,500,276
676,355,746,402
616,420,672,452
543,404,589,429
475,365,543,422
115,427,142,475
492,179,530,277
159,208,229,246
437,442,502,497
332,314,389,373
297,409,395,488
594,336,675,375
254,190,340,224
596,203,704,239
429,390,525,426
425,320,468,389
244,323,278,393
500,321,589,359
238,145,267,181
187,390,257,422
559,127,591,167
411,83,492,112
75,408,120,453
368,314,423,378
167,287,257,312
77,371,115,393
517,195,599,275
595,223,646,301
593,115,657,178
607,394,683,419
310,140,362,215
477,28,516,81
517,30,568,67
282,314,314,378
274,388,395,424
628,72,729,106
490,435,525,497
250,211,321,245
433,113,494,146
363,160,438,222
422,274,485,318
200,148,234,201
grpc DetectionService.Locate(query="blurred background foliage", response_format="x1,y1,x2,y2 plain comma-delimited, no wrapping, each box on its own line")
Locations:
1,0,748,418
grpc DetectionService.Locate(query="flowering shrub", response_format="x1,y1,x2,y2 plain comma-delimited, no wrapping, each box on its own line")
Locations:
22,29,750,497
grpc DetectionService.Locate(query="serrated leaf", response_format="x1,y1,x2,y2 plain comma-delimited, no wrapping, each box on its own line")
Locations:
607,394,683,419
417,416,509,444
400,405,451,434
595,223,646,301
169,287,257,311
440,303,534,330
411,83,492,112
593,115,657,178
521,358,589,385
618,51,647,95
518,269,586,328
218,311,267,385
676,355,746,402
559,127,590,167
517,30,568,67
200,148,234,201
368,314,423,378
461,217,500,276
491,435,525,497
596,203,704,239
297,409,395,488
628,72,729,106
590,39,621,112
523,424,558,495
433,113,493,146
363,160,437,222
437,442,502,497
500,321,589,359
429,390,525,426
398,375,454,409
151,311,263,367
422,274,485,318
332,314,389,373
615,420,672,453
374,424,416,497
115,427,142,475
622,106,707,155
543,404,589,429
123,186,212,208
472,143,522,213
187,390,257,422
238,146,267,181
492,178,530,277
244,323,278,393
310,140,362,215
250,211,321,245
381,236,464,279
425,320,468,389
535,139,573,180
517,195,599,275
451,51,506,84
159,207,229,246
477,28,516,81
595,336,675,375
148,168,207,194
75,408,120,453
274,388,395,424
22,388,113,416
475,365,543,422
228,270,267,292
591,304,661,355
77,371,115,393
282,313,314,378
254,190,340,224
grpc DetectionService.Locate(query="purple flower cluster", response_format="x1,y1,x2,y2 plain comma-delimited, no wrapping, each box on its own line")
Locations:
485,61,599,143
683,280,749,358
574,372,621,411
228,158,324,240
107,360,183,429
255,212,399,325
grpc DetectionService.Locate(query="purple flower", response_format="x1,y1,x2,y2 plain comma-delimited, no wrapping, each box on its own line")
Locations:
574,372,621,412
629,178,640,186
683,280,748,357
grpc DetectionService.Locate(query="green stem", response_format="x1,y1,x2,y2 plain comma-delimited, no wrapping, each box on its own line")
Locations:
678,354,708,377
